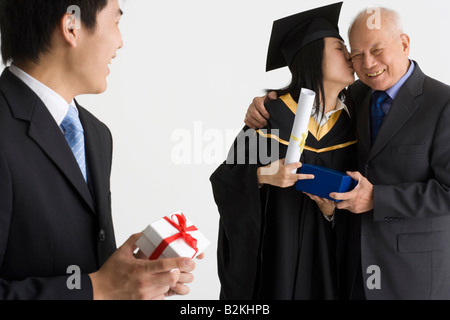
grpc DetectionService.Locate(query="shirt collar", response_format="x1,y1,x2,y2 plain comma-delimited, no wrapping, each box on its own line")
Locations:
373,60,415,100
311,98,350,127
9,64,77,126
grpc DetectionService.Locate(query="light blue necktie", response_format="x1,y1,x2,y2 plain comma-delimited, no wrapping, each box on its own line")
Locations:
60,105,87,182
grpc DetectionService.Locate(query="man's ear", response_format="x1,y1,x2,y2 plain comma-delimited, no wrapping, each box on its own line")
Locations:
60,12,80,48
400,33,410,56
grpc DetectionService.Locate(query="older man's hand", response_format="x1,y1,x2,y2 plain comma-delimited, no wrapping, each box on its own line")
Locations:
244,91,277,129
330,171,374,214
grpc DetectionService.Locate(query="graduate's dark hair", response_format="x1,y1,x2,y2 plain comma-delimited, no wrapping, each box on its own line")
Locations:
266,38,352,122
0,0,108,65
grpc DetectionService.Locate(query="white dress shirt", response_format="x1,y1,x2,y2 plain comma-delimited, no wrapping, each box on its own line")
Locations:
9,64,77,129
311,98,350,127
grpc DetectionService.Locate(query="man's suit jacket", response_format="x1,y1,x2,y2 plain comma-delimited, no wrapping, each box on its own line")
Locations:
346,62,450,299
0,68,116,299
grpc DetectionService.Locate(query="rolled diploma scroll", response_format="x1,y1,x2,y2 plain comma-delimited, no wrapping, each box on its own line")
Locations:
285,88,316,173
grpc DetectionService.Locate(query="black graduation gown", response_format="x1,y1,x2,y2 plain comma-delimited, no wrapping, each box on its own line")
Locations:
210,94,357,300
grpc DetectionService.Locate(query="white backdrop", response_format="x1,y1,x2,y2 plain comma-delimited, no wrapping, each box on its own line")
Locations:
1,0,450,300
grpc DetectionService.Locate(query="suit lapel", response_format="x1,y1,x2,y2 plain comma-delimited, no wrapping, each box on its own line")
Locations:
367,63,425,162
357,91,372,161
0,69,95,213
78,103,108,215
368,92,419,161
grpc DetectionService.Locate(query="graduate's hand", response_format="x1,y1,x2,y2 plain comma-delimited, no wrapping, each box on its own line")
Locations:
89,233,196,300
330,171,374,214
305,193,336,217
257,159,315,188
244,91,277,129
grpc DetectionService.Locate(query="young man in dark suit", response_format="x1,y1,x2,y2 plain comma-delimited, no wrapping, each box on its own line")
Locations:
0,0,197,300
244,7,450,299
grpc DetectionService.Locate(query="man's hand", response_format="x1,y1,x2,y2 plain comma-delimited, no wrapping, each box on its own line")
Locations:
257,159,314,188
164,253,205,297
330,171,374,214
244,91,277,129
89,233,196,300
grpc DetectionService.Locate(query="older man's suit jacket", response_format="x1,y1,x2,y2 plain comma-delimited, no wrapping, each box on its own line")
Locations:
344,62,450,299
0,68,116,299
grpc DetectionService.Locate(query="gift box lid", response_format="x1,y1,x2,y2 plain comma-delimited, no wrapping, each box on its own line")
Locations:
136,212,210,259
295,164,357,201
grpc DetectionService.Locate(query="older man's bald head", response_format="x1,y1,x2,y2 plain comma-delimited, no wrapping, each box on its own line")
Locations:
349,7,404,40
348,7,411,91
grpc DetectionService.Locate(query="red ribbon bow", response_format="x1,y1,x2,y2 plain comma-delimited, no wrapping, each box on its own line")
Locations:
149,213,199,260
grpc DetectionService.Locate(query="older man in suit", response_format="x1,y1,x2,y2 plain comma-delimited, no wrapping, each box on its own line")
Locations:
245,7,450,299
0,0,197,300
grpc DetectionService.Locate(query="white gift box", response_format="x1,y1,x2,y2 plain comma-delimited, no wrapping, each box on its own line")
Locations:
135,211,210,259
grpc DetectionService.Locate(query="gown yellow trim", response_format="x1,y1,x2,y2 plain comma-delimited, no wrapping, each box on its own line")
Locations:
257,94,357,153
256,130,357,154
279,93,343,141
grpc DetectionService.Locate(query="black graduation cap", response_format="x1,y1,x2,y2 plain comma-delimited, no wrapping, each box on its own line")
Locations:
266,2,344,72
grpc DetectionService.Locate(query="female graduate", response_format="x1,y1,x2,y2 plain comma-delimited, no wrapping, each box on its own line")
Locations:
210,2,356,300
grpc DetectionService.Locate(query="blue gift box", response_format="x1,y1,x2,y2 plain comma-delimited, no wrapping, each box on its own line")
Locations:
295,164,357,202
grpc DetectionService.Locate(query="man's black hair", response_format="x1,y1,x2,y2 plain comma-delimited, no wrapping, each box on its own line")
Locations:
0,0,108,65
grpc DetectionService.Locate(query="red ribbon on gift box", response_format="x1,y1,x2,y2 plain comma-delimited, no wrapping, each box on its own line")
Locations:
149,213,199,260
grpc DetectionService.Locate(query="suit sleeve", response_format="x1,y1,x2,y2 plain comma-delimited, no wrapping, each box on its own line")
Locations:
0,276,93,300
373,100,450,220
0,150,93,300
